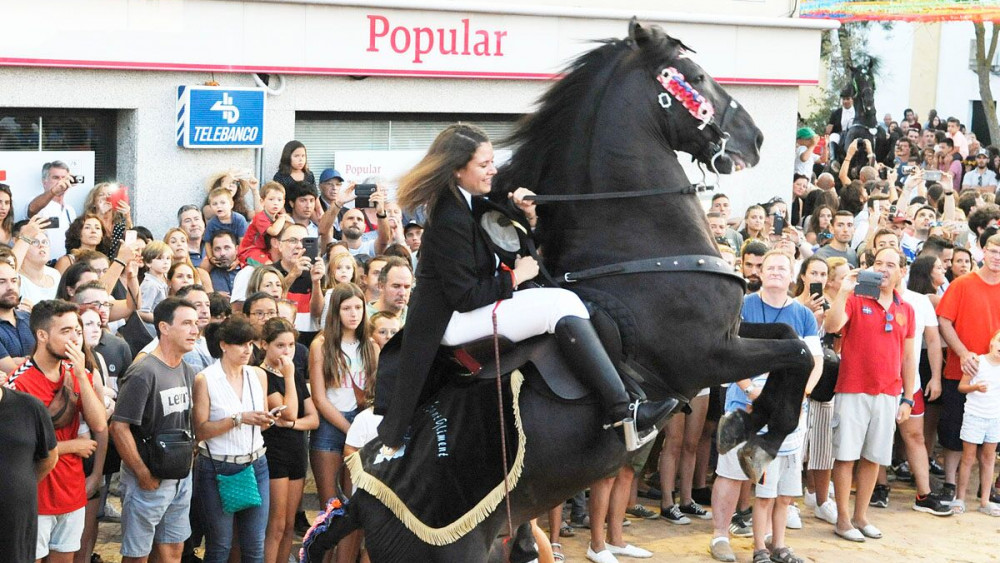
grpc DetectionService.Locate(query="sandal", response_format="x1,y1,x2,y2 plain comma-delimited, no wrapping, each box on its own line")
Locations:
559,522,575,537
952,499,966,514
978,503,1000,517
753,549,771,563
551,542,565,561
770,546,805,563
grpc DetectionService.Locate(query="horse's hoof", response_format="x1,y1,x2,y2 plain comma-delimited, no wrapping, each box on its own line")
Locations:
717,409,750,455
737,443,773,483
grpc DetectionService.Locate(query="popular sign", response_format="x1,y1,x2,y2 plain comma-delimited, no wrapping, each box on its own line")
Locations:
176,86,265,149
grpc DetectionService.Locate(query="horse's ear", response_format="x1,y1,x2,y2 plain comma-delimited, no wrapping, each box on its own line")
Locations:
628,17,650,49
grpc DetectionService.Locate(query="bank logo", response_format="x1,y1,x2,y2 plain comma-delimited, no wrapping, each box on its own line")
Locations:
210,93,240,124
177,86,265,149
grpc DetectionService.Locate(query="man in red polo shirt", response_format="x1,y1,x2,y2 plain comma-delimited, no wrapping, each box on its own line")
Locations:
7,300,107,562
936,233,1000,503
825,246,917,542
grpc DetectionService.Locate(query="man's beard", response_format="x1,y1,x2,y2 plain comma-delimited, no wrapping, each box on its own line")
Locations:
46,341,69,361
746,277,762,292
343,226,363,241
0,290,19,310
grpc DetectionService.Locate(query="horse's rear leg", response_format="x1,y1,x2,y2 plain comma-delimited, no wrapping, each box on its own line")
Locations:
709,322,814,481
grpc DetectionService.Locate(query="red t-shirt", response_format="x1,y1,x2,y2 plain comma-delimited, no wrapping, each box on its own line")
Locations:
836,291,915,396
237,211,275,266
10,360,92,515
936,272,1000,381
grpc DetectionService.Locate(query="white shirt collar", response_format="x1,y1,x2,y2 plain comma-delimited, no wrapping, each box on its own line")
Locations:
458,186,474,210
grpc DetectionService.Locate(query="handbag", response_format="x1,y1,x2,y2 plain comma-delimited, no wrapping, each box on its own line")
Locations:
204,368,262,514
47,361,80,429
140,369,194,479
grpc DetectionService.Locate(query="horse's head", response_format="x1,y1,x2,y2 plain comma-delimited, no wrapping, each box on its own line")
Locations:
848,61,877,128
628,19,762,174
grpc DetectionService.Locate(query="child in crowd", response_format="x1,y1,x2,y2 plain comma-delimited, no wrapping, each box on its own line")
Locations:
137,240,172,334
203,187,248,245
369,311,400,349
238,182,288,267
954,328,1000,516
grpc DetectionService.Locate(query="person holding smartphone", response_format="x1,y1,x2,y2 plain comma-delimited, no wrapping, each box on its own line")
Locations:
26,161,78,261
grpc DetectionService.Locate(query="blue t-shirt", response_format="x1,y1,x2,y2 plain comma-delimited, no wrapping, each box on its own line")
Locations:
204,214,249,245
725,293,819,455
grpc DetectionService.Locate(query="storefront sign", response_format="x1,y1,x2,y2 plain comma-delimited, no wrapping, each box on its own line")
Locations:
0,1,829,85
176,86,265,149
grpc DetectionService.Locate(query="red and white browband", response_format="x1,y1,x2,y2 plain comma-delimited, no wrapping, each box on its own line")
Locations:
656,67,715,130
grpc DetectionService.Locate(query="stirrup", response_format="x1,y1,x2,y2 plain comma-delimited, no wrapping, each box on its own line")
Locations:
603,401,659,451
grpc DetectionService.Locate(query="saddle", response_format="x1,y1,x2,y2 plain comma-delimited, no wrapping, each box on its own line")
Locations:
442,304,650,403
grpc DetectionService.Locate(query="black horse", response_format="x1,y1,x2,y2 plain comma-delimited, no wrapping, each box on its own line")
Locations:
841,60,879,170
303,19,814,562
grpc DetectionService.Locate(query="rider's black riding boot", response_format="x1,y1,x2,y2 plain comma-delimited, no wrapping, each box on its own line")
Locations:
554,316,677,447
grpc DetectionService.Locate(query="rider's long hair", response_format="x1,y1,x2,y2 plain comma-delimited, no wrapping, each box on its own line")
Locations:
397,123,490,223
321,283,377,389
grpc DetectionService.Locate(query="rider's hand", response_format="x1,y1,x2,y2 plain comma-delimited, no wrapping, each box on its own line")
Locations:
512,255,539,285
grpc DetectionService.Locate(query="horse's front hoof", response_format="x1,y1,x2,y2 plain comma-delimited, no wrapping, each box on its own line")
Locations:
737,443,773,483
717,409,750,455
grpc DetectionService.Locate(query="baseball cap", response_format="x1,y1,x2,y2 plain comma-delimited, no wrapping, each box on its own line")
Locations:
796,127,816,140
403,220,423,233
978,148,989,157
319,168,344,183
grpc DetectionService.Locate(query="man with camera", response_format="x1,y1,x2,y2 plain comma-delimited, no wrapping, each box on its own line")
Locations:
814,211,859,267
824,246,918,542
26,161,78,261
110,298,199,563
339,189,391,258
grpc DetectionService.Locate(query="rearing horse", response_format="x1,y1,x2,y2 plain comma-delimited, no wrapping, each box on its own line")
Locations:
303,19,814,562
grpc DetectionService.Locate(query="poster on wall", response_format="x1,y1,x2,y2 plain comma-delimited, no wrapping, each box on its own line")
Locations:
0,151,96,221
333,149,512,203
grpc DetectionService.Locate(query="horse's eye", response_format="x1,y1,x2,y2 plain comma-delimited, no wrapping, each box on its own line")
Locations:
691,74,705,84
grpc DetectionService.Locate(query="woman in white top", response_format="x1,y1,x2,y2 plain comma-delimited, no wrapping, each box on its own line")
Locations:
17,230,59,309
192,316,276,563
309,282,378,513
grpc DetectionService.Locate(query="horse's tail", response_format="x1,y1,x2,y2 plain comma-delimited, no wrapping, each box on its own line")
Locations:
300,496,359,563
300,465,359,563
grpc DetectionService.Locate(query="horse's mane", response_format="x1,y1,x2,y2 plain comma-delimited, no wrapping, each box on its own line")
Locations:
497,39,632,195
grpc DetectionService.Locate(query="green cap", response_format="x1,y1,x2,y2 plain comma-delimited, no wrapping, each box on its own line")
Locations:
796,127,816,140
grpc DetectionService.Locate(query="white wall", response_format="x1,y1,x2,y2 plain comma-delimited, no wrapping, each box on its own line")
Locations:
869,22,914,122
935,21,1000,127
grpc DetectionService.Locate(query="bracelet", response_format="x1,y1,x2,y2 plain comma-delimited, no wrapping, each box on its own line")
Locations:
114,258,127,268
18,235,35,245
376,212,388,219
899,397,915,408
231,413,239,428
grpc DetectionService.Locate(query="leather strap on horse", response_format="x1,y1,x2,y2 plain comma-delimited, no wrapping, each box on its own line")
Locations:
562,253,746,288
524,183,712,204
491,300,516,541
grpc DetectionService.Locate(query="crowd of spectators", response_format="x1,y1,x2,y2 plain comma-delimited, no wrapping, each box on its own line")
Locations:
2,108,1000,563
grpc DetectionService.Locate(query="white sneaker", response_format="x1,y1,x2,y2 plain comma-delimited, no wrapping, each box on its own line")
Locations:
814,499,838,525
803,490,817,509
587,544,620,563
100,502,121,522
785,504,802,529
607,543,653,558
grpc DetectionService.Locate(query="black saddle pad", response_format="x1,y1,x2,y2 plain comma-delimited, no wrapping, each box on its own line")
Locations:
347,371,527,546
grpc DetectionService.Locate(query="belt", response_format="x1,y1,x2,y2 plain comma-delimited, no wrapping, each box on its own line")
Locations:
198,446,267,465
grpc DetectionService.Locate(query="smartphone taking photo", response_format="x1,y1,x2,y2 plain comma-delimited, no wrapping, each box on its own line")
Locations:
354,184,376,208
854,270,883,299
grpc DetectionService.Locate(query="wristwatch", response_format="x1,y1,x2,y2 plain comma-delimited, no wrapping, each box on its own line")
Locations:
376,212,388,219
899,397,915,408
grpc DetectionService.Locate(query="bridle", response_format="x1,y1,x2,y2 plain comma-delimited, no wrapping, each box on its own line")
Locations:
521,60,746,289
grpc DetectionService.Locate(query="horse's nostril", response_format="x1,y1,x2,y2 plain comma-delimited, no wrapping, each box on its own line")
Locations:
755,132,764,151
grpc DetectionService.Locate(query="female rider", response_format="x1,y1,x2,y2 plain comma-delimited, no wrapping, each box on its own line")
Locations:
377,123,674,452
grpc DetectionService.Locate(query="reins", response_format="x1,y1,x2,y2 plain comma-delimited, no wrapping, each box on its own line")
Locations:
490,301,516,544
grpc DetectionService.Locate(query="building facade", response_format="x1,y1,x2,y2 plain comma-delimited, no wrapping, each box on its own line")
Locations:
0,0,832,233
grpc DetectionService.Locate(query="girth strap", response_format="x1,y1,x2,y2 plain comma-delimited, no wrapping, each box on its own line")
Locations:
563,254,746,289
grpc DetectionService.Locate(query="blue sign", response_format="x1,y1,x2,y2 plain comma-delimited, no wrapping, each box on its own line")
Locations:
176,86,265,148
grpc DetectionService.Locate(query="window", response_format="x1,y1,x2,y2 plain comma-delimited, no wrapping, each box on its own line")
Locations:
294,113,520,170
0,109,118,182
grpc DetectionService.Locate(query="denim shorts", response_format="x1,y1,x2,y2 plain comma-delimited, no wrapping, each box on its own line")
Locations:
36,507,85,558
310,409,359,453
960,413,1000,445
119,466,192,558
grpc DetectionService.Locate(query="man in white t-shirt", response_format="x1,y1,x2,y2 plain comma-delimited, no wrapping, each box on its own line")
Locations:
795,128,824,178
25,161,78,260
